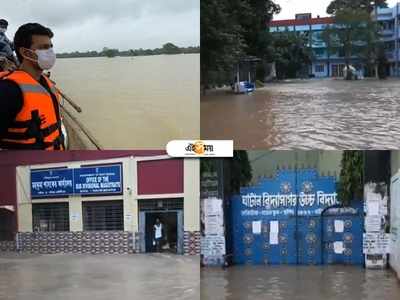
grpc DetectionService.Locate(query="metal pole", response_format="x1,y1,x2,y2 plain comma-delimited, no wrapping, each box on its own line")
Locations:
396,3,399,76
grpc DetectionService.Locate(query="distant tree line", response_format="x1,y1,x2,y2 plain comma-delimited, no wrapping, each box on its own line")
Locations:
57,43,199,58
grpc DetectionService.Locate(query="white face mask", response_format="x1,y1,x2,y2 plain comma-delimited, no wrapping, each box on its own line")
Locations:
0,28,6,33
35,48,56,70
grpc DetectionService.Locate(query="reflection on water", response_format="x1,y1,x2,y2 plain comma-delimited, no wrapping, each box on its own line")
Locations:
52,55,199,149
201,266,400,300
201,79,400,149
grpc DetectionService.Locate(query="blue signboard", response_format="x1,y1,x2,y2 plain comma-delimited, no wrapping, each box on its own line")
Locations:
30,164,123,198
31,168,74,198
231,169,363,266
74,164,122,195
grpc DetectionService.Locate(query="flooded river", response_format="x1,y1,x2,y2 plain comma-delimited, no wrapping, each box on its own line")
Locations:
52,54,199,149
201,79,400,149
201,266,400,300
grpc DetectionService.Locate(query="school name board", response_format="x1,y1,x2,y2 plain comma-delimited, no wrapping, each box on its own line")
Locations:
237,169,338,217
31,164,122,198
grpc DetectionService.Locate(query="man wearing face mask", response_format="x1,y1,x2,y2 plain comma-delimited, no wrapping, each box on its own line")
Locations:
0,19,15,62
0,23,65,150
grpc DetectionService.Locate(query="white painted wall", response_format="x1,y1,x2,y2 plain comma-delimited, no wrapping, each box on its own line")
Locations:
390,171,400,279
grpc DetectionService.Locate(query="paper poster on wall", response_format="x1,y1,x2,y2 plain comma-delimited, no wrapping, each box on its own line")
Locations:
270,220,279,233
365,216,381,232
71,213,80,221
363,233,390,254
366,192,381,202
252,221,262,234
269,232,279,245
334,220,344,233
367,201,380,216
333,241,344,254
206,215,223,235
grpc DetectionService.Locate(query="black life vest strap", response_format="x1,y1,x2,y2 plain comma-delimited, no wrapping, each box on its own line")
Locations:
2,120,62,140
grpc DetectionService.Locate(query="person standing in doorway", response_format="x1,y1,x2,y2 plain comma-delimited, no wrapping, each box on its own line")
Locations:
153,218,164,252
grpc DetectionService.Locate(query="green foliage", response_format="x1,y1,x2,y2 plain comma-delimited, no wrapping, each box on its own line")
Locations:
338,151,364,205
102,47,119,58
201,0,280,87
322,8,383,79
327,0,388,15
230,151,252,194
162,43,181,55
200,151,253,195
272,32,313,79
56,43,199,59
377,43,389,79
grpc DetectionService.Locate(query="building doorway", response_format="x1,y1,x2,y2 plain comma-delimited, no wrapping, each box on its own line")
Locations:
138,198,184,254
0,208,15,241
332,64,345,77
145,211,178,253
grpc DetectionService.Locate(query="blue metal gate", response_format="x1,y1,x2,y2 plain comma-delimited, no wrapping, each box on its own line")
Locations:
231,169,364,265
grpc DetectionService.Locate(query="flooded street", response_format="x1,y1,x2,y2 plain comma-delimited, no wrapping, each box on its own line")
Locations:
201,266,400,300
52,54,199,149
0,253,199,300
201,79,400,149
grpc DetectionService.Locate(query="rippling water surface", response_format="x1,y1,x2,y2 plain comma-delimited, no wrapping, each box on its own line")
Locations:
201,79,400,149
201,266,400,300
52,54,199,149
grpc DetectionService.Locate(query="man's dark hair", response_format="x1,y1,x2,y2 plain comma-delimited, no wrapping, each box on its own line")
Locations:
0,19,8,27
14,23,53,63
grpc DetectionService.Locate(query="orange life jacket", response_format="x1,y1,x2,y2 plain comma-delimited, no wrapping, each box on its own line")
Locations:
0,70,65,150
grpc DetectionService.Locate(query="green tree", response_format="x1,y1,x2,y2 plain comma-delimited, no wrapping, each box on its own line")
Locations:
321,26,340,77
376,43,389,79
229,150,252,194
200,0,280,90
338,151,364,205
200,151,252,195
327,0,388,15
102,47,119,58
272,31,313,79
330,9,371,79
162,42,181,55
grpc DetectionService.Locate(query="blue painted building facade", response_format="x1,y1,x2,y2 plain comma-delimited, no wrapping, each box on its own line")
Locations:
269,3,400,78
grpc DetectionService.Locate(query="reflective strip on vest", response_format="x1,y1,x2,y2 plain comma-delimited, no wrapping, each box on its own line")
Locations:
18,83,50,95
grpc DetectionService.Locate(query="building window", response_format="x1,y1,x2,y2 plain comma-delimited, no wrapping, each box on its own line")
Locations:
83,201,123,231
32,203,69,232
315,64,325,73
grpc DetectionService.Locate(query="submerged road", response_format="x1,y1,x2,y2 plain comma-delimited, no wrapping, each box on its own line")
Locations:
201,79,400,149
201,265,400,300
0,253,199,300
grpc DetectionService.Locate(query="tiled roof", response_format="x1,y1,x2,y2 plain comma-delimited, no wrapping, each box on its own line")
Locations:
269,17,335,27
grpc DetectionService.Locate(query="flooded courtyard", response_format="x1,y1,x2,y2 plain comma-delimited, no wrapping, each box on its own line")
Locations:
201,265,400,300
0,253,199,300
201,79,400,149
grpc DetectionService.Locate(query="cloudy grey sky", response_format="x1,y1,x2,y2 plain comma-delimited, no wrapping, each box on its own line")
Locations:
273,0,399,20
2,0,199,53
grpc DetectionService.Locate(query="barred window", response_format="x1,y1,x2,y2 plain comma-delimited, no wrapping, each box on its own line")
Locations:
315,64,325,73
32,203,69,232
83,201,123,231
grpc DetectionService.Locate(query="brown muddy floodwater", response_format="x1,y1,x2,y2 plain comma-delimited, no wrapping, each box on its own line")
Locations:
0,253,199,300
201,266,400,300
52,54,199,149
201,79,400,149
